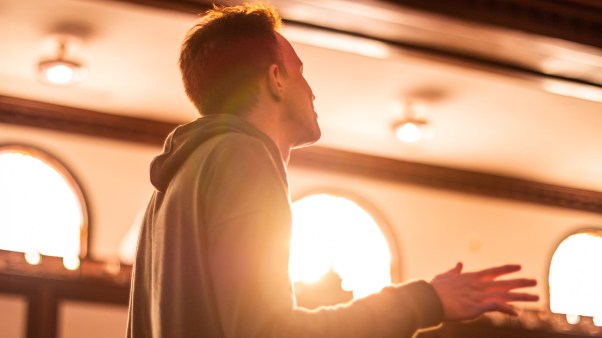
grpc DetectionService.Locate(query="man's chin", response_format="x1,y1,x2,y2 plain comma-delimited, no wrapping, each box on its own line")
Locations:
292,131,321,149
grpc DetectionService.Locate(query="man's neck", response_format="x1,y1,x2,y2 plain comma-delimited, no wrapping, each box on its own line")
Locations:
243,112,292,165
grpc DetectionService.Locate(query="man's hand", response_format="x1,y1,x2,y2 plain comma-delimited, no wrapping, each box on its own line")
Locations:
430,262,539,321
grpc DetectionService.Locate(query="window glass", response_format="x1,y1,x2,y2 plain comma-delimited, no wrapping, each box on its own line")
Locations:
549,230,602,324
0,145,87,259
289,193,393,306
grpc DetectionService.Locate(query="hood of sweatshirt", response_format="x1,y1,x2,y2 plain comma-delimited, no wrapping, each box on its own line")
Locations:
150,115,286,192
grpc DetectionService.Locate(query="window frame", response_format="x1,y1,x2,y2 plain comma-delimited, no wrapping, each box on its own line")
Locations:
0,143,90,258
291,189,402,284
548,226,602,317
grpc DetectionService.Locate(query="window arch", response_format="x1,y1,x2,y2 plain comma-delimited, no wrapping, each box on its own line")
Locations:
0,145,88,264
549,229,602,325
289,192,398,308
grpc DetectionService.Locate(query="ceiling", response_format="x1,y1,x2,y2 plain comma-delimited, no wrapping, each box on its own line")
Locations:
1,0,601,193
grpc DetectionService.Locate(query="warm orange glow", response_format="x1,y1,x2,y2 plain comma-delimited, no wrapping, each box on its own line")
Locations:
0,150,84,259
549,231,602,323
289,194,392,299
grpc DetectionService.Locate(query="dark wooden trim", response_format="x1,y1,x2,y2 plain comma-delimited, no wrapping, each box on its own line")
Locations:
0,95,178,146
31,285,57,338
1,95,601,214
0,273,49,338
0,271,130,338
381,0,602,50
289,147,602,214
0,251,131,338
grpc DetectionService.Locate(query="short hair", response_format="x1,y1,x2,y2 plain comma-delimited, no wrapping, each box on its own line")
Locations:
179,3,283,116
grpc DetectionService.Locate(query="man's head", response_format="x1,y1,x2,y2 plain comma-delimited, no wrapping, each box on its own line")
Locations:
179,3,283,116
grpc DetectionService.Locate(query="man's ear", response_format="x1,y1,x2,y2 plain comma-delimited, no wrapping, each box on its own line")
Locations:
267,63,284,101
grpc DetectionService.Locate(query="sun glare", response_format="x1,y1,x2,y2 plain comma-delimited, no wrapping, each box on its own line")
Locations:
289,194,392,300
0,149,84,259
549,231,602,323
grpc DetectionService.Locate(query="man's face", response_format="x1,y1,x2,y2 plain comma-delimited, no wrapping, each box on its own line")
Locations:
275,33,321,148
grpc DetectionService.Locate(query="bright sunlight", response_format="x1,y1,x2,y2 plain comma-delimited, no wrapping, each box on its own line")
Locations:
289,194,392,300
0,148,84,259
549,231,602,324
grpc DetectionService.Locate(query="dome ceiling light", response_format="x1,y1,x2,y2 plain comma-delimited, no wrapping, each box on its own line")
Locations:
37,39,87,86
392,101,432,144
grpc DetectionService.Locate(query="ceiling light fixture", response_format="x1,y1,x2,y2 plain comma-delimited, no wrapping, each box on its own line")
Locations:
392,102,432,144
38,40,87,86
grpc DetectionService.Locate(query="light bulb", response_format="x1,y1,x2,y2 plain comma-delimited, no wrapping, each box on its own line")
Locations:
63,255,80,270
24,250,41,265
396,122,422,143
37,59,87,86
45,63,75,84
566,314,581,325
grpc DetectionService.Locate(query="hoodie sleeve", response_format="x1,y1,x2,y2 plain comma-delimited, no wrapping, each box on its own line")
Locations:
194,134,443,337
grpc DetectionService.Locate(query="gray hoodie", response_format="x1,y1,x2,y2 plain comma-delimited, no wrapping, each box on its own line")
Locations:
126,115,443,338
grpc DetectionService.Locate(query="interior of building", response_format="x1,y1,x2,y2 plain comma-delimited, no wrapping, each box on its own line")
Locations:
1,0,601,337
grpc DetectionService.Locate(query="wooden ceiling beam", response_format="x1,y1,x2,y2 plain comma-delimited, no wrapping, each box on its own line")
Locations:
380,0,602,50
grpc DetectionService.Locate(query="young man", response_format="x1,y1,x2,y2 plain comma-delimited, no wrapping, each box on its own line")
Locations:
126,3,538,337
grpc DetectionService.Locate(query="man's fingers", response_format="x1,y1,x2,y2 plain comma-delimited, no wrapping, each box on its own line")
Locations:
485,291,540,303
473,264,522,279
484,278,537,291
434,263,539,321
445,262,463,274
477,291,539,317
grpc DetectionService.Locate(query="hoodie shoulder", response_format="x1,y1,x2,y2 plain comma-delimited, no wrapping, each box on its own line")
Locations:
150,116,286,192
201,133,286,180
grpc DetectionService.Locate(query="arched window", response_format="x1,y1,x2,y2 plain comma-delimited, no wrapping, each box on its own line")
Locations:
289,193,397,308
549,229,602,325
0,145,88,268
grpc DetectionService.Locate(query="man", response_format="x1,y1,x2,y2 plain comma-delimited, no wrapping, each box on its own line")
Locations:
126,3,538,337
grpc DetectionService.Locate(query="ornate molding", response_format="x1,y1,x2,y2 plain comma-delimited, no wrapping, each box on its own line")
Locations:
290,146,602,214
0,95,177,145
1,95,601,214
382,0,602,50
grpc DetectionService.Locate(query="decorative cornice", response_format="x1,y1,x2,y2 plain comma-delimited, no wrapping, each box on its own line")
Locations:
381,0,602,50
0,95,177,145
290,147,602,214
1,95,601,214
